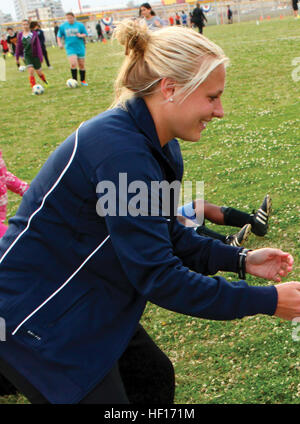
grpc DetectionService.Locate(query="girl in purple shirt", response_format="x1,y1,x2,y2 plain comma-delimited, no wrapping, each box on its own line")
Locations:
15,19,48,92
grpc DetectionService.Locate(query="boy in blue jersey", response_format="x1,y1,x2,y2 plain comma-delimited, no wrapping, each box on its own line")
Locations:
57,12,88,86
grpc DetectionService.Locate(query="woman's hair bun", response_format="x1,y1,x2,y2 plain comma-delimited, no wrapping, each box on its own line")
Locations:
114,19,150,56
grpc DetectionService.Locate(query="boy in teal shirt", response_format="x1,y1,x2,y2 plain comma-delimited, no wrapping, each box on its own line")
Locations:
57,12,88,86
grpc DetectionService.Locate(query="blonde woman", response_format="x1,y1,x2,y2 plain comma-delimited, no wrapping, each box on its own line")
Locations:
0,20,298,404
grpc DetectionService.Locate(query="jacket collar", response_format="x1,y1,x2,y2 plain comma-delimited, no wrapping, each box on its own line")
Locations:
125,96,180,181
126,97,165,154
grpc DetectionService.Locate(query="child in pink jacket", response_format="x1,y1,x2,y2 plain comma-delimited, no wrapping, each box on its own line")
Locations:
0,151,29,237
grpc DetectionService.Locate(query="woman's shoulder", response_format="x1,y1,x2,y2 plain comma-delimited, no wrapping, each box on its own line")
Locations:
73,109,159,177
78,107,152,157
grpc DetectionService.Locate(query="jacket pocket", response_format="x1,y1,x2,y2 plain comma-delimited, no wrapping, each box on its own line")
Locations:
11,286,95,352
46,288,94,328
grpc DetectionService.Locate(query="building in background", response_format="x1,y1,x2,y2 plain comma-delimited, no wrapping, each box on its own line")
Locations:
27,6,52,21
0,10,13,24
14,0,43,21
13,0,64,21
43,0,64,18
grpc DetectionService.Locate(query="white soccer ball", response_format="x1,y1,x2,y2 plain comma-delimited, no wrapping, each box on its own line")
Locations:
66,78,78,88
32,84,44,95
19,65,26,72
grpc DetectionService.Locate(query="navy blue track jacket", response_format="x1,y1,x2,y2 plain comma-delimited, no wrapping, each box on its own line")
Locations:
0,97,277,403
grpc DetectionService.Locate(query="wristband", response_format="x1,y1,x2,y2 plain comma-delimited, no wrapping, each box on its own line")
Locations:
238,248,251,280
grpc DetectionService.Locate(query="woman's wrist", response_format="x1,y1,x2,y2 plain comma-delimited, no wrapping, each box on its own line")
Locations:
238,248,252,280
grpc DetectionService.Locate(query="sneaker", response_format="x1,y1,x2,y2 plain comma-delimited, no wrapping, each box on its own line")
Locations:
48,66,53,69
225,224,252,247
43,80,49,88
250,194,272,236
81,81,88,86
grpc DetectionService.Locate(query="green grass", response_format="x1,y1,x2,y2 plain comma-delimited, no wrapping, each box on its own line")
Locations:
0,17,299,404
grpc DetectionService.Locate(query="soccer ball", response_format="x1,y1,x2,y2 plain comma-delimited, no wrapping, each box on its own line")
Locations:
66,78,78,88
32,84,44,95
19,65,26,72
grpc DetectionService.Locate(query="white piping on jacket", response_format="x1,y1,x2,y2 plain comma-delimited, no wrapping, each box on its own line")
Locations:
0,122,110,335
0,122,84,266
12,235,110,335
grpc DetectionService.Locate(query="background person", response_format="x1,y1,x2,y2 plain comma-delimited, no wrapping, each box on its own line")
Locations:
6,28,18,56
54,21,59,44
181,10,188,26
178,195,271,247
0,20,298,405
0,150,29,238
0,35,9,59
227,5,233,24
95,20,104,42
191,2,207,34
292,0,299,17
57,12,88,86
175,12,181,25
139,2,164,30
31,22,52,69
15,19,48,91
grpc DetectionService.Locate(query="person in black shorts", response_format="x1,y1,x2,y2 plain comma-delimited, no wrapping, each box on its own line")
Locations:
31,22,52,68
54,22,59,44
95,20,104,41
227,5,233,24
191,2,207,34
6,28,18,56
292,0,298,17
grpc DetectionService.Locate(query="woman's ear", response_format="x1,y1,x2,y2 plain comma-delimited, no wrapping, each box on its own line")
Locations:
160,78,176,102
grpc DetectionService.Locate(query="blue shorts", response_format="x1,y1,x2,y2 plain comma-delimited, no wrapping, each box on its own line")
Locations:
66,48,85,59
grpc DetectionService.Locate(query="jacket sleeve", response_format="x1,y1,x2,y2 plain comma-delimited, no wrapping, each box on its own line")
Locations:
95,150,278,321
170,217,242,276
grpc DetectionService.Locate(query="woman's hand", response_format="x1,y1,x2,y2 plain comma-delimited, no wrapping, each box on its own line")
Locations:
245,248,293,282
274,282,300,320
245,249,300,321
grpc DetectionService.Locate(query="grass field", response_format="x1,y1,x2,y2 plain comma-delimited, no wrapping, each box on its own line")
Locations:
0,17,299,404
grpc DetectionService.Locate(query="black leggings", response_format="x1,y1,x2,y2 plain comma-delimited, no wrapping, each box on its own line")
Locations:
0,324,175,404
41,45,50,67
